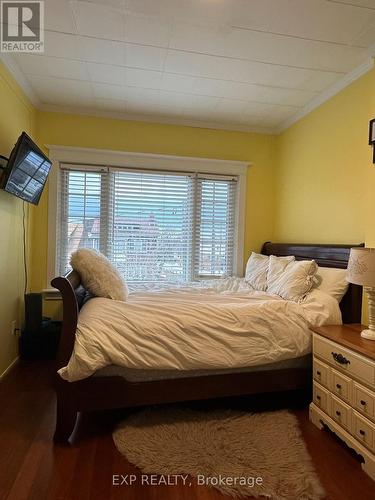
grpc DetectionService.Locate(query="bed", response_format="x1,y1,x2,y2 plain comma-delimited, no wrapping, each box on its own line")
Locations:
51,242,363,443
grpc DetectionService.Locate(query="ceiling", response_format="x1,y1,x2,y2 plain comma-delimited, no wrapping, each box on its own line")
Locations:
4,0,375,133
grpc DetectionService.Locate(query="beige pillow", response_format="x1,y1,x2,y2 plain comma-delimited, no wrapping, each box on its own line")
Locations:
315,266,349,302
267,256,318,302
70,248,128,301
245,253,269,291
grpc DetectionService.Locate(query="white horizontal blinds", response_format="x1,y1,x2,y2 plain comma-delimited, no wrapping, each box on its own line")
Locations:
59,166,107,275
58,164,238,282
108,170,193,283
194,175,237,278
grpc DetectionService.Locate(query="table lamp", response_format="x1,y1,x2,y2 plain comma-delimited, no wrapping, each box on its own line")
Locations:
347,247,375,340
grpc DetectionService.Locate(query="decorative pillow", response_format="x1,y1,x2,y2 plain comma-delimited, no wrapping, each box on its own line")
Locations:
70,248,128,301
264,255,295,288
314,266,349,303
245,253,269,291
267,257,318,302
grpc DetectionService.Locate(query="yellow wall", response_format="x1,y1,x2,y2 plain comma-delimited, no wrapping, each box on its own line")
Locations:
275,67,375,246
31,111,277,292
0,62,36,376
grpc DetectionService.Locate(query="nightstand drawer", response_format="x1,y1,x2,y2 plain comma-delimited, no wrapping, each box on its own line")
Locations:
313,382,330,413
313,358,330,388
353,382,375,422
352,410,375,452
313,334,375,387
331,368,352,403
330,394,351,431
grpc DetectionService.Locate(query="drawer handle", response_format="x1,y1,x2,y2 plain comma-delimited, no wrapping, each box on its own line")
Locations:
316,395,321,400
336,410,341,416
331,352,350,365
316,371,321,376
336,384,341,390
359,429,366,436
360,400,367,406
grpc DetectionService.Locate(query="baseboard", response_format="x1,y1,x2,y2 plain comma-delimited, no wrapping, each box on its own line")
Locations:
0,356,19,381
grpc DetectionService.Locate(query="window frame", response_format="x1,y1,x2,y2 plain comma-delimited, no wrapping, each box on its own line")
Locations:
47,146,249,288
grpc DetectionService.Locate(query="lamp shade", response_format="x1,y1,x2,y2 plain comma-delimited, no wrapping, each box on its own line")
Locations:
347,248,375,287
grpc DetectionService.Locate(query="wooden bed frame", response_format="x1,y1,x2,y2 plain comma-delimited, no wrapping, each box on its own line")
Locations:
51,242,364,443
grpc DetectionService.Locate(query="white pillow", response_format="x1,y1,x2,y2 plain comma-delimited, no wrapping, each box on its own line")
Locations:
267,257,318,302
245,253,269,291
301,289,343,326
314,266,349,302
264,255,295,289
70,248,128,301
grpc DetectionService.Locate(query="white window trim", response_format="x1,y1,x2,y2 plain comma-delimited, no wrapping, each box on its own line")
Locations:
46,145,250,287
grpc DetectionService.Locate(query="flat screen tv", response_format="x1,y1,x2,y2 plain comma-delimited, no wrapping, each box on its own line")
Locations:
0,132,52,205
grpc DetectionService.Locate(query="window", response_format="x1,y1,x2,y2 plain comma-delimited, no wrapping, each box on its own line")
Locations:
58,165,238,284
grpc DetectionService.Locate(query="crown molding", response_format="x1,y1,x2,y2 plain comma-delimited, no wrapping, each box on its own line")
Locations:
275,57,374,134
0,53,40,107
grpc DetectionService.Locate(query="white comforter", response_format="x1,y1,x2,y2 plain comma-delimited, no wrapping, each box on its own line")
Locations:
58,278,342,382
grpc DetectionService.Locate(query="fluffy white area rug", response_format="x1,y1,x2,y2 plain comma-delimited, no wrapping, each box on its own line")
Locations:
113,408,324,499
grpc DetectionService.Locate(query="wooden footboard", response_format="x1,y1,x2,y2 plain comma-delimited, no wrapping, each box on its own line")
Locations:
51,271,80,370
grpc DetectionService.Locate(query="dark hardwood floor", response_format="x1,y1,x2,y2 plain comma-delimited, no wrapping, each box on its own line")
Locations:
0,361,374,500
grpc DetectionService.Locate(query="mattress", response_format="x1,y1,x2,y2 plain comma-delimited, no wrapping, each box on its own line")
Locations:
94,354,312,382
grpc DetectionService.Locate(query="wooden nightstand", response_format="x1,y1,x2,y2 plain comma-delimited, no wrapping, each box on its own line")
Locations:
310,324,375,481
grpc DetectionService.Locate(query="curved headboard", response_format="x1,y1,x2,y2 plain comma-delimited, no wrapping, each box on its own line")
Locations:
261,242,364,324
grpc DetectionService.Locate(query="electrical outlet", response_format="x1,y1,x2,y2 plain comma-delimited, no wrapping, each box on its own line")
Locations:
10,320,18,336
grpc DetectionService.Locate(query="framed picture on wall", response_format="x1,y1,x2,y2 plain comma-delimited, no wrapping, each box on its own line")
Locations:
369,118,375,145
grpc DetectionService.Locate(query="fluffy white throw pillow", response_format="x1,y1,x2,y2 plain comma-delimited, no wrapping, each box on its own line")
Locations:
245,253,269,291
70,248,128,301
267,256,318,302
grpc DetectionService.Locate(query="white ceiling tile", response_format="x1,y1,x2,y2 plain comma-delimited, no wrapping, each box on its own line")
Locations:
297,72,342,92
325,0,375,8
161,74,195,93
77,0,126,7
352,22,375,47
170,21,368,72
247,86,316,107
214,98,249,115
86,62,125,85
164,50,343,92
43,31,81,59
28,75,94,103
44,0,76,33
95,98,127,112
123,87,161,103
79,37,126,65
124,13,171,47
125,68,162,89
125,45,167,71
15,54,88,81
71,1,125,41
157,90,194,107
13,54,55,77
184,94,221,112
48,57,88,80
148,0,375,47
192,78,315,106
92,82,125,100
233,0,375,45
